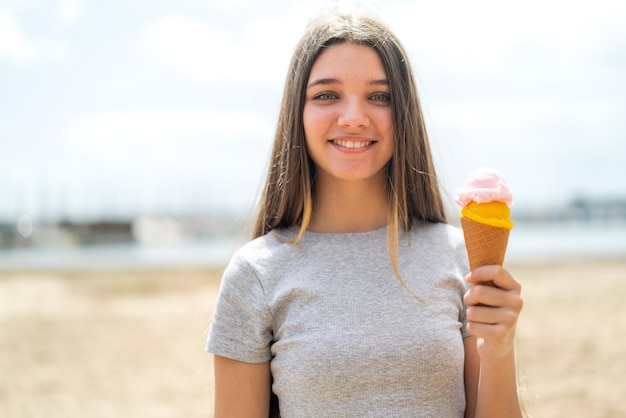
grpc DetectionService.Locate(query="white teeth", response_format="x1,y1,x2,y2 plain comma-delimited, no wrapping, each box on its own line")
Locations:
334,140,371,149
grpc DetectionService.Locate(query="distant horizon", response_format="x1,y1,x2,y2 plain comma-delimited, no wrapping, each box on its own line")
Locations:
2,191,625,225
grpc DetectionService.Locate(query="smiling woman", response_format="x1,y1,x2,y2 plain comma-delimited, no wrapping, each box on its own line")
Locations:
206,8,525,418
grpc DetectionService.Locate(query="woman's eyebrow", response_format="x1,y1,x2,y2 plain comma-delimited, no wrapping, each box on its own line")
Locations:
307,78,340,88
307,78,389,88
369,79,389,86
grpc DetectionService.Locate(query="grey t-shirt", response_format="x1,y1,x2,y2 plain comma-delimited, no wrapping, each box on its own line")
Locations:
207,222,471,417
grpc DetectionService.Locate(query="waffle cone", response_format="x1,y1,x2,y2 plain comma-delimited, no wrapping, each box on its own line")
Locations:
460,216,510,271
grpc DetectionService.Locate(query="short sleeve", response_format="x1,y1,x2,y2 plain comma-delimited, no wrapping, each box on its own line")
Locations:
206,252,274,363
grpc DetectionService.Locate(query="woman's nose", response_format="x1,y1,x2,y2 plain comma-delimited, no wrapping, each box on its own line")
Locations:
338,98,370,129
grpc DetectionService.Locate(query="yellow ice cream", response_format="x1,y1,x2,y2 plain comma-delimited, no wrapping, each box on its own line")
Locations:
460,201,514,230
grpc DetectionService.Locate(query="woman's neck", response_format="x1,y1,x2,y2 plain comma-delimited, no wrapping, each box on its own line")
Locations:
308,176,389,233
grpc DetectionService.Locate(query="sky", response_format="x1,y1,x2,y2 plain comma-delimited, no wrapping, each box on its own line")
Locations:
1,0,625,222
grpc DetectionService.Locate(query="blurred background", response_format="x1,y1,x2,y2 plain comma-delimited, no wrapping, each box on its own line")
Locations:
2,2,626,417
0,0,626,268
1,0,625,268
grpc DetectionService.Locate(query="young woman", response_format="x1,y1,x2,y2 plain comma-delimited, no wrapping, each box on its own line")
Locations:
207,10,523,418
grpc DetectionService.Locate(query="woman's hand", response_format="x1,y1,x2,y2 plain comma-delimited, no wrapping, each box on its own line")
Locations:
463,265,523,362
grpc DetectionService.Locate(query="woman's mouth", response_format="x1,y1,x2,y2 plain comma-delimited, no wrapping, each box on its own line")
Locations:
331,139,373,149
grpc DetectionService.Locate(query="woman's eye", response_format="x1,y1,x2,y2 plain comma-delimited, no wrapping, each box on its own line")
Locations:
371,93,391,103
313,92,337,101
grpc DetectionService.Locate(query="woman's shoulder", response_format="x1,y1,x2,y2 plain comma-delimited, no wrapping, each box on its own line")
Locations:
229,228,298,267
220,228,305,292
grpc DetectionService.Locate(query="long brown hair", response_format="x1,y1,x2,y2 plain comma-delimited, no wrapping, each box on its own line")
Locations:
256,9,446,416
254,11,445,239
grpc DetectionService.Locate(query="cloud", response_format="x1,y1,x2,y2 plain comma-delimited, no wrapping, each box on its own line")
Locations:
141,16,231,83
69,108,274,142
386,0,626,72
0,7,72,64
56,0,83,25
66,107,276,170
140,3,320,85
0,8,35,62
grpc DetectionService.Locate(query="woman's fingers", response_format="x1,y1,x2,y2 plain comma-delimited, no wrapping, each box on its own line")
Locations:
463,281,523,311
466,305,521,329
465,265,521,293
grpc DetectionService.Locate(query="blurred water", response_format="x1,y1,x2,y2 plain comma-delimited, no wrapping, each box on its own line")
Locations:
0,237,244,270
0,223,624,270
507,222,626,262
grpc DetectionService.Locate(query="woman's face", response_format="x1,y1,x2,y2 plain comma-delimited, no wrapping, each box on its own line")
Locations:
303,42,394,186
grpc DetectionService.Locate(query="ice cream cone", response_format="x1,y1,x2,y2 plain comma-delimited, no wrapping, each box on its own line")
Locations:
460,216,510,271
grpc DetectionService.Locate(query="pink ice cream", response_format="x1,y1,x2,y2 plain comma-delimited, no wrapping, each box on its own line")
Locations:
455,168,513,208
455,168,514,230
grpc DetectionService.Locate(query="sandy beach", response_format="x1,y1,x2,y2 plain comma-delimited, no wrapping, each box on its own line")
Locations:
1,259,625,417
